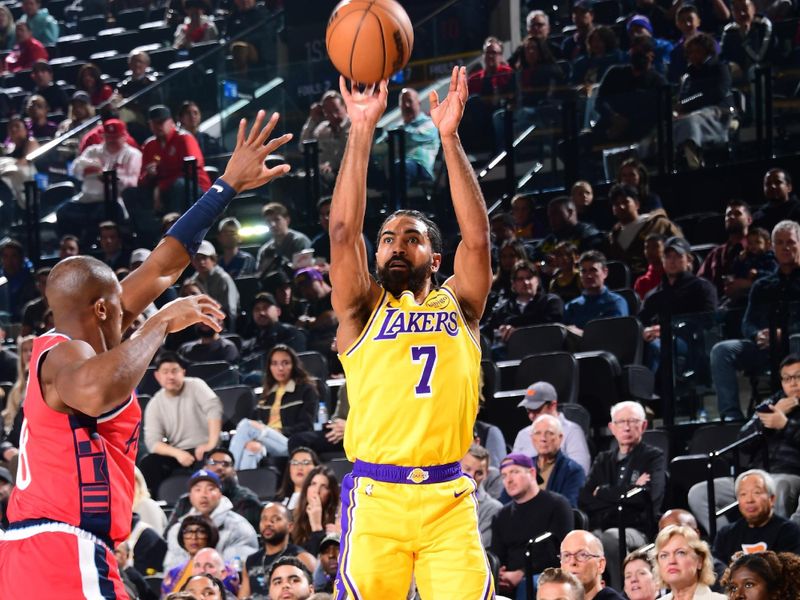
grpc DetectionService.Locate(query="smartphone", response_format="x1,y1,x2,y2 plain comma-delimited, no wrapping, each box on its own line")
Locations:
756,403,774,413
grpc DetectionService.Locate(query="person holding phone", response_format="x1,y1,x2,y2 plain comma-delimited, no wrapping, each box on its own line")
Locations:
689,353,800,534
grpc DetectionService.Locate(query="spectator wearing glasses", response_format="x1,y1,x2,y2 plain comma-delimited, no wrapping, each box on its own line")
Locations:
689,354,800,534
512,381,592,475
560,530,626,600
509,10,563,64
166,448,262,533
463,36,514,152
578,401,667,590
161,514,220,596
275,447,320,511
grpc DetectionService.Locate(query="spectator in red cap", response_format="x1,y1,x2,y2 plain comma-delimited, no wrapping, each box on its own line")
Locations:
4,21,47,73
56,118,143,240
133,103,212,216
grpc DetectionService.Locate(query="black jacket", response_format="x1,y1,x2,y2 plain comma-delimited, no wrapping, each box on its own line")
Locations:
484,291,564,333
677,58,733,115
639,271,719,325
537,221,605,258
253,380,319,438
740,394,800,476
578,442,666,534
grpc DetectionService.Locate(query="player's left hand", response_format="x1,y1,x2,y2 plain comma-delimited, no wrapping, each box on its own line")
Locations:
430,66,468,138
221,110,293,193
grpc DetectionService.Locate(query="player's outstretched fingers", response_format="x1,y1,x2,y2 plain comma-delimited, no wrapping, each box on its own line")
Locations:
246,110,267,145
429,90,440,111
255,112,282,147
263,132,293,155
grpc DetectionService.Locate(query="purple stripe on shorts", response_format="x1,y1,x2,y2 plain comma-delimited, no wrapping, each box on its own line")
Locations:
352,460,462,484
334,473,361,600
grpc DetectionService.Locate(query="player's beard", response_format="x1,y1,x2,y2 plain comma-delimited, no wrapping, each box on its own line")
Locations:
376,256,432,297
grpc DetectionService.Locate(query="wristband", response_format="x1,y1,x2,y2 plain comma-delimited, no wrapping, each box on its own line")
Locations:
165,177,236,255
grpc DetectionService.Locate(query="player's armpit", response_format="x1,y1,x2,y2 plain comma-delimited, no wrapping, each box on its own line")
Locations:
448,237,492,325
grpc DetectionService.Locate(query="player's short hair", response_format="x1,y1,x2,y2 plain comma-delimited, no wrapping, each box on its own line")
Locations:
317,196,332,211
765,167,792,186
218,216,241,232
98,220,120,234
268,555,313,586
748,227,771,245
377,209,443,255
727,198,751,214
1,239,23,256
538,568,585,600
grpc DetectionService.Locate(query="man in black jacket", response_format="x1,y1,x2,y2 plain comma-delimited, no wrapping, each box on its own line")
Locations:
690,353,800,533
578,401,666,590
537,196,605,259
241,292,307,355
639,236,718,372
484,261,564,347
491,453,573,597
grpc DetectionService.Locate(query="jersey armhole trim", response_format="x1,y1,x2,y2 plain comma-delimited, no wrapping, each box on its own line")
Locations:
440,283,482,352
340,289,388,358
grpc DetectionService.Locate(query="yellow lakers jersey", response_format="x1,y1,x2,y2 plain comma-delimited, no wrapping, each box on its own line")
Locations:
338,283,482,466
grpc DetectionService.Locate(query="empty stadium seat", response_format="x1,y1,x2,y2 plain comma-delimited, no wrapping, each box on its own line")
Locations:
214,384,256,429
236,467,278,499
186,360,239,387
326,457,353,481
297,351,328,381
506,323,567,360
605,260,631,291
515,351,579,404
158,473,191,505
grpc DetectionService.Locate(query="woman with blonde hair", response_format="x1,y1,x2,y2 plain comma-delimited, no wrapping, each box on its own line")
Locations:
0,6,15,51
655,525,726,600
2,335,34,433
132,466,167,534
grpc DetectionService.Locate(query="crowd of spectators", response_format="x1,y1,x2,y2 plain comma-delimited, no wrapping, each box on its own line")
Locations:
1,1,800,598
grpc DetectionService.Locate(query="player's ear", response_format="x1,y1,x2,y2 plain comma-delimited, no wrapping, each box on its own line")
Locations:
94,298,108,321
430,252,442,273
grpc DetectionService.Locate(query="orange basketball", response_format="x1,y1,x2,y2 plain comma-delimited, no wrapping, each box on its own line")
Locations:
326,0,414,84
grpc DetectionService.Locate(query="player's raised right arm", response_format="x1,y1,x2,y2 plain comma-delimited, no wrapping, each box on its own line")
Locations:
329,77,386,319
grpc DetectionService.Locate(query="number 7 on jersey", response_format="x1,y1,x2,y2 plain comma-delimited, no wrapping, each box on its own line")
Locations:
411,345,437,397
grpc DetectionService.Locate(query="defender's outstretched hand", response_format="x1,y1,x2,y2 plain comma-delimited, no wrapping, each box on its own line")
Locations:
222,110,293,193
430,66,468,137
339,76,388,129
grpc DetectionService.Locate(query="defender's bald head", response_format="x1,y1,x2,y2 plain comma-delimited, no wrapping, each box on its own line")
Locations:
47,256,120,314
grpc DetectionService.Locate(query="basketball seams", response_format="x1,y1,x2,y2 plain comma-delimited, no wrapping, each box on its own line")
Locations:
328,0,412,84
347,3,375,81
371,7,387,82
380,6,411,66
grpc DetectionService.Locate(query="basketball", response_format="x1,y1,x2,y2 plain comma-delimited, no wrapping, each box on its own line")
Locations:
326,0,414,84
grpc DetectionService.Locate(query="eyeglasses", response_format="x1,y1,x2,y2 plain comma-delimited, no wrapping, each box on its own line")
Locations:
290,459,314,467
559,551,601,563
183,528,209,538
206,458,232,468
780,373,800,383
612,418,643,428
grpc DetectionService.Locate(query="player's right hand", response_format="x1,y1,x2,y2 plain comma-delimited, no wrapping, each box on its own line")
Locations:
155,294,226,334
339,77,388,129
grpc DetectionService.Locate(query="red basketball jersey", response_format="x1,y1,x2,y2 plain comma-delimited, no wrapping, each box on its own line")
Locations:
7,331,142,546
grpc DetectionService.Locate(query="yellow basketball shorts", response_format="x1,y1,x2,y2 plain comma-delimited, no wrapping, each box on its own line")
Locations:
333,460,495,600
